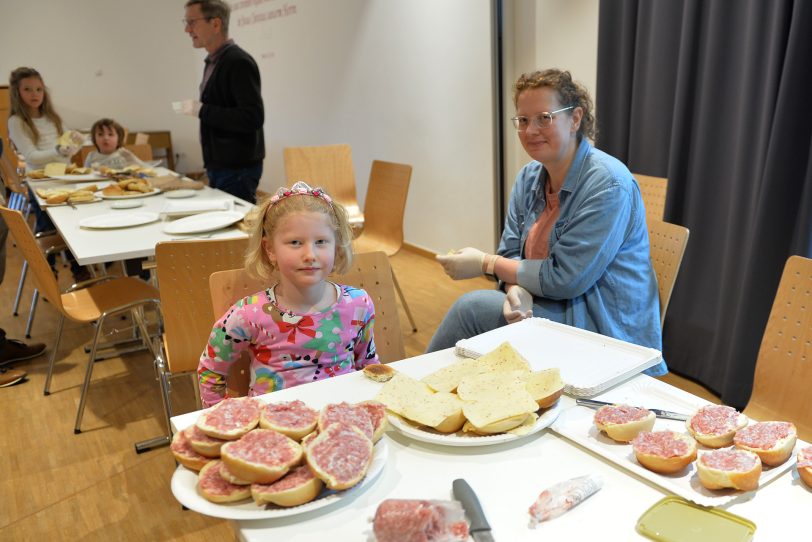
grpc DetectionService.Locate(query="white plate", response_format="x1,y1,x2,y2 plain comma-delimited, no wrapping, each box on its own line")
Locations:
164,189,198,199
79,211,160,229
110,200,143,209
388,401,561,447
170,439,388,520
51,173,107,181
163,210,244,234
551,377,801,507
100,187,161,200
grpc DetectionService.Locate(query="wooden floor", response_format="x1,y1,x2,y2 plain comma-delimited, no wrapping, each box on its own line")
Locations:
0,242,719,540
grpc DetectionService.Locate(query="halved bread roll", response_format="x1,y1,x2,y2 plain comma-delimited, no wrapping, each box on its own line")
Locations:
170,427,212,472
632,430,697,474
251,465,324,507
197,460,252,503
259,400,319,441
196,397,261,440
220,429,302,484
594,404,656,443
733,421,797,466
696,448,762,491
797,447,812,488
685,404,748,448
363,363,396,382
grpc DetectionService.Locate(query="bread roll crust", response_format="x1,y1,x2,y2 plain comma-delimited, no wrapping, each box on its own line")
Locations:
363,364,396,382
632,431,697,474
696,449,762,491
197,461,252,503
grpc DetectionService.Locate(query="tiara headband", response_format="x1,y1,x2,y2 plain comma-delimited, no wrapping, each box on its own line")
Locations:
268,181,333,207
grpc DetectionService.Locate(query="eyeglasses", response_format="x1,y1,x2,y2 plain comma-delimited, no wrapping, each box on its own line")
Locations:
511,106,574,131
182,17,211,28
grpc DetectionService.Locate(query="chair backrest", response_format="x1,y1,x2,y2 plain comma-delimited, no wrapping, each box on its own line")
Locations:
155,237,249,376
73,145,94,166
354,160,412,256
0,140,26,194
648,219,690,327
210,251,405,372
283,144,362,218
745,255,812,440
125,143,154,162
0,207,64,307
133,132,150,145
634,173,668,223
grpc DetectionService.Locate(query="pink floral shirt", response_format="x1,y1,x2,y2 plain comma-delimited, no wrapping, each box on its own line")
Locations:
198,282,379,407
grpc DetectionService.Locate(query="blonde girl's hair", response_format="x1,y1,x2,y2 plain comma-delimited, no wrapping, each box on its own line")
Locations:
8,67,64,145
244,186,354,282
513,68,596,142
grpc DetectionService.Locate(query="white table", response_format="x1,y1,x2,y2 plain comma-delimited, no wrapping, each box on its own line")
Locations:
170,349,810,541
28,171,251,265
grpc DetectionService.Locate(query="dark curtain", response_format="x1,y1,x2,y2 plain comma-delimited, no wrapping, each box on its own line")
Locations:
596,0,812,408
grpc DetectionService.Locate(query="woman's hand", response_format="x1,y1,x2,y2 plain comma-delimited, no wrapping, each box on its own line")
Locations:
436,247,487,280
503,284,533,324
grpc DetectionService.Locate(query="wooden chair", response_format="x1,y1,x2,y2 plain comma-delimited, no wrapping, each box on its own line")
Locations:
744,255,812,441
1,143,66,336
209,251,406,397
73,145,94,167
648,219,690,327
0,206,161,434
134,237,249,452
634,173,668,223
283,144,364,228
125,143,154,162
133,132,150,145
352,160,417,331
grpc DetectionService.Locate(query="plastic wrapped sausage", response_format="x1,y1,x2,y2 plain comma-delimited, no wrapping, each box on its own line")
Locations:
371,499,469,542
528,474,603,526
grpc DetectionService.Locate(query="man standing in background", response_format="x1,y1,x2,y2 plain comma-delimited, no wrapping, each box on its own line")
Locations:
181,0,265,203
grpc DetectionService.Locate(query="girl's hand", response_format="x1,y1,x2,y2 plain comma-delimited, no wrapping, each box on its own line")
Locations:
503,284,533,324
436,247,487,280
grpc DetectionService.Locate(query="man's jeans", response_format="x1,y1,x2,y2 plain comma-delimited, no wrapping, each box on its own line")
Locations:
207,164,262,204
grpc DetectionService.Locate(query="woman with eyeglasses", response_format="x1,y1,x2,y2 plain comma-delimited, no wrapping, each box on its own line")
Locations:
429,68,666,377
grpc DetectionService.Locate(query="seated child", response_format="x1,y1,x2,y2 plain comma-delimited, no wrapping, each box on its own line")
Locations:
84,118,147,169
198,182,381,407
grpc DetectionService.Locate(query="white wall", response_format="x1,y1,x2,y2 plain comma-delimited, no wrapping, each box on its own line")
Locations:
0,0,206,173
502,0,599,204
1,0,496,254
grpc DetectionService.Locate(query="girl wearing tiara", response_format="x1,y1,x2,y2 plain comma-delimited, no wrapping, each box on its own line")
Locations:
197,182,380,407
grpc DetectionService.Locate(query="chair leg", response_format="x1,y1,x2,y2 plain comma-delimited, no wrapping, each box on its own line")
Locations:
24,289,39,338
391,268,417,332
13,260,28,316
74,315,107,434
134,356,172,454
43,313,66,395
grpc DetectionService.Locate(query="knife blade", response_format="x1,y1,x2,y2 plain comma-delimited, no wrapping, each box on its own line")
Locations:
575,398,689,421
452,479,495,542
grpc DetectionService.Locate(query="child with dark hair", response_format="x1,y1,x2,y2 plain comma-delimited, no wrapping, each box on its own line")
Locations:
84,118,147,169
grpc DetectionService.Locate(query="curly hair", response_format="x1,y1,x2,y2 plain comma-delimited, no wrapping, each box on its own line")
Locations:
9,67,64,144
90,118,125,151
513,69,596,141
244,188,354,282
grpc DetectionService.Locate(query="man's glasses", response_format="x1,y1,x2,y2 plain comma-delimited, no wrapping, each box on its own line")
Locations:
511,106,574,131
182,17,211,28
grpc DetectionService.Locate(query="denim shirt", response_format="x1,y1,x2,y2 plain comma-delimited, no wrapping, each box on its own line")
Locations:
499,138,666,376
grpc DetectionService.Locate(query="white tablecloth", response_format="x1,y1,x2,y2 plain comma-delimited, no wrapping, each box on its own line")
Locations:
170,348,810,541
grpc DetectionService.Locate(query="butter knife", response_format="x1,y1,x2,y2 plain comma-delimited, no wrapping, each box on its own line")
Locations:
452,479,495,542
576,398,689,421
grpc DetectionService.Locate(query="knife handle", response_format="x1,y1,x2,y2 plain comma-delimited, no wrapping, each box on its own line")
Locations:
452,478,491,533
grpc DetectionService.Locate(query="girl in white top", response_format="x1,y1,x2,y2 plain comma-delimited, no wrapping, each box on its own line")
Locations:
84,118,147,169
6,67,78,169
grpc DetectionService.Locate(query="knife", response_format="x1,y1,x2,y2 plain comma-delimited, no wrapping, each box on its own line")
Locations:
453,479,495,542
576,398,689,421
